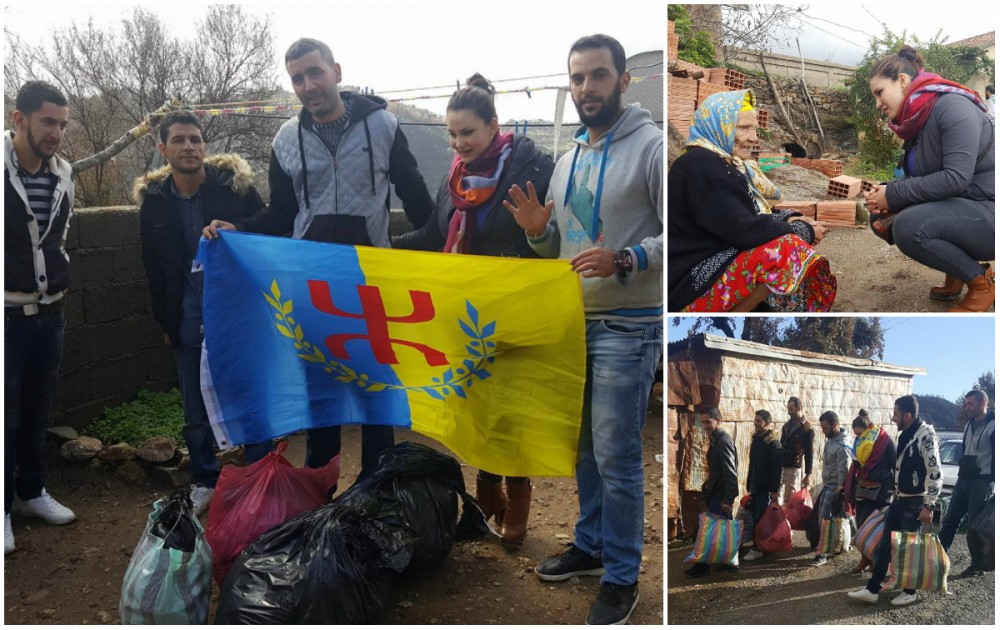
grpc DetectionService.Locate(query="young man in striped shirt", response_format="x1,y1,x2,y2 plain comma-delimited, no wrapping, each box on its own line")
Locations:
5,81,77,555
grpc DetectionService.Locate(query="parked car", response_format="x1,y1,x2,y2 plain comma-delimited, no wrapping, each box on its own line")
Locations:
939,438,964,497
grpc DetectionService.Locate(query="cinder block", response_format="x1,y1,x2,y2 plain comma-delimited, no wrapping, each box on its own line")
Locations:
827,175,863,199
773,201,817,219
84,282,150,325
71,249,116,289
112,247,146,283
816,201,857,227
75,208,140,249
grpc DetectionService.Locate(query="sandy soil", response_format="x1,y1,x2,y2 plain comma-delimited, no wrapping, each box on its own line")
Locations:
3,420,664,625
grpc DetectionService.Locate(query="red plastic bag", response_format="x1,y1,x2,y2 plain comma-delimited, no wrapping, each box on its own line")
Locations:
205,441,340,585
754,504,793,553
786,487,813,530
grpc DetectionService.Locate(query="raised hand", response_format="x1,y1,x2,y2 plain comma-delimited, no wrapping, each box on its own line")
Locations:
503,181,554,236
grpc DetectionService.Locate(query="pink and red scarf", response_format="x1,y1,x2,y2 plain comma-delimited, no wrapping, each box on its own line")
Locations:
443,131,514,254
888,71,987,140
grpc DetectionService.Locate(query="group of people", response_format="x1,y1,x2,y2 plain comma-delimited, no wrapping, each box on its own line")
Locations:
5,33,662,625
688,391,994,607
668,46,995,313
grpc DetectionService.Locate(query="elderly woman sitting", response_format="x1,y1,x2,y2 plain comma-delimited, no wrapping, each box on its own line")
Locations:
668,89,837,312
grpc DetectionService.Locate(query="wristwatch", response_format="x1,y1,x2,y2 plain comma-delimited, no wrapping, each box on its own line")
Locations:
614,249,633,277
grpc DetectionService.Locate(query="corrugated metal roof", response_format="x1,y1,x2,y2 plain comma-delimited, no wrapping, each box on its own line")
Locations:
696,334,926,376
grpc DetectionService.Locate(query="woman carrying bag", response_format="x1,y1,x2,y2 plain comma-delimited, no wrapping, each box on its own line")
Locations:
844,410,896,574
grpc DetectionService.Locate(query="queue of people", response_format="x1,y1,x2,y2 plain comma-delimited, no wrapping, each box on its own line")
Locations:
5,33,662,625
686,393,994,607
668,46,995,313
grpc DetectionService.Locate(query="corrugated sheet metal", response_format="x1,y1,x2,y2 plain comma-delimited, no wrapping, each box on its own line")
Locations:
667,360,701,406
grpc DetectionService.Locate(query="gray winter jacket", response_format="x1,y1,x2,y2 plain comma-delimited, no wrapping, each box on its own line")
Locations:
234,92,433,246
886,93,995,211
528,104,662,321
821,428,851,489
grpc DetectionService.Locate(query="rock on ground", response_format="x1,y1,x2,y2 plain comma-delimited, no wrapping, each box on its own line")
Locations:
59,437,103,461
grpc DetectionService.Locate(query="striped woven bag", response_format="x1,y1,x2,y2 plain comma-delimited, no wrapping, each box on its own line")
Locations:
686,512,743,565
852,508,886,561
819,516,849,554
886,529,950,592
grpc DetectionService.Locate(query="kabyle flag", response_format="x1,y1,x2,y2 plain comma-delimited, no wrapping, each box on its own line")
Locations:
196,231,586,477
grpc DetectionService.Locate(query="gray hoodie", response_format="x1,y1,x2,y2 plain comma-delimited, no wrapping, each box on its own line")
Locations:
822,427,851,488
528,104,662,321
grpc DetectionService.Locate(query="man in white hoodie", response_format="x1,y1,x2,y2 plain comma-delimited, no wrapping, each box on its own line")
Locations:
505,33,662,626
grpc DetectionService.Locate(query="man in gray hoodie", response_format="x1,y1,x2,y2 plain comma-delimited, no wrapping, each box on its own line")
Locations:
813,410,851,566
506,34,662,625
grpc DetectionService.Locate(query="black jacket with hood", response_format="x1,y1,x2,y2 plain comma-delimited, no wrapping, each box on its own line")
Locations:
704,428,739,506
136,154,264,340
747,427,783,495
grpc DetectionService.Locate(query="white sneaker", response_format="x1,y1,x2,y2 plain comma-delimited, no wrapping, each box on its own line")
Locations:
4,513,14,555
848,587,879,603
890,592,918,606
190,485,214,516
743,549,763,561
12,489,75,525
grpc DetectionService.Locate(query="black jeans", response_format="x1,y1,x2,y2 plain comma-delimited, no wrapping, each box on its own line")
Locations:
305,424,395,475
749,492,771,549
867,497,923,595
939,476,993,568
5,309,65,513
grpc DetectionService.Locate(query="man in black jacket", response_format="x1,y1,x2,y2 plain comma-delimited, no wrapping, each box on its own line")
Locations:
743,410,783,562
137,112,271,515
686,407,739,578
780,396,814,505
5,81,77,555
204,38,434,479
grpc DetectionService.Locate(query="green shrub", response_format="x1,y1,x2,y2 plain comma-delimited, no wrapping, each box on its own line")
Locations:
87,389,186,447
669,4,717,68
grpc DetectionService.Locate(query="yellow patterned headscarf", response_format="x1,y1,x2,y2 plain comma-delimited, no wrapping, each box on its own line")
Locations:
685,89,779,213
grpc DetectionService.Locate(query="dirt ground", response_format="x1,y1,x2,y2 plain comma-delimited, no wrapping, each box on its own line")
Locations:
767,164,995,313
667,527,995,625
3,419,664,625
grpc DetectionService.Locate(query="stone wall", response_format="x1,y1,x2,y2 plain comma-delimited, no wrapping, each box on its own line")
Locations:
728,48,856,87
52,207,419,430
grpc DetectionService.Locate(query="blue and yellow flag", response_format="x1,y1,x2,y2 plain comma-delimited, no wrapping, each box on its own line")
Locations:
196,231,586,477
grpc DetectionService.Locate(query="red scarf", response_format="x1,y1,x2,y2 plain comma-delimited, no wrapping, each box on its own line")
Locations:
443,132,514,254
844,427,891,511
888,71,987,140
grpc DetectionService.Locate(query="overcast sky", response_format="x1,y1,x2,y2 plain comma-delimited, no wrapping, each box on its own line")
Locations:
3,1,665,121
765,2,998,66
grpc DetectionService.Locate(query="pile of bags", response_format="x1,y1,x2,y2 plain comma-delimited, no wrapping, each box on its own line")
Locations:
119,442,486,625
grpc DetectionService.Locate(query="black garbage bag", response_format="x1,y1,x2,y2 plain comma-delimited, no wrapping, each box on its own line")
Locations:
969,495,995,571
150,490,199,552
805,487,826,550
214,442,487,624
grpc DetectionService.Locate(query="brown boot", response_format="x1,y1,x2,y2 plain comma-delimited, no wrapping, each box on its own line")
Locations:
475,476,507,526
929,273,964,300
950,265,995,313
500,478,532,547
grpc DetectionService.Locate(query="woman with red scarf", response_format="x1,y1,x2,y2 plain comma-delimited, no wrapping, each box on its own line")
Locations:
865,46,995,312
844,410,896,574
392,74,554,546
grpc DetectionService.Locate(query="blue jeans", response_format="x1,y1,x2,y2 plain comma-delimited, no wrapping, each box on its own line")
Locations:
174,342,272,487
5,309,65,513
573,319,662,586
867,497,922,595
939,476,993,568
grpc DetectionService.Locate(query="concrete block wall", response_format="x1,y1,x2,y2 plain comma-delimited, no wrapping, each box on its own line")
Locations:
57,207,177,428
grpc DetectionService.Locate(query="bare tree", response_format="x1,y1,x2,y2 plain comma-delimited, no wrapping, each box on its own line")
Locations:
4,6,282,205
720,4,807,60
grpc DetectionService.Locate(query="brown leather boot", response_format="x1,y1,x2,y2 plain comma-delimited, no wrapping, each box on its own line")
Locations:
500,478,532,547
950,265,995,313
475,476,507,526
929,273,964,300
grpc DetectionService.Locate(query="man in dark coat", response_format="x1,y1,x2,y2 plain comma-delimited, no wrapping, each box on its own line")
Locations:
137,111,272,515
743,410,783,561
685,407,739,578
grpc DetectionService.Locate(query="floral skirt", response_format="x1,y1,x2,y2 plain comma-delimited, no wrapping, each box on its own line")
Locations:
682,234,837,312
